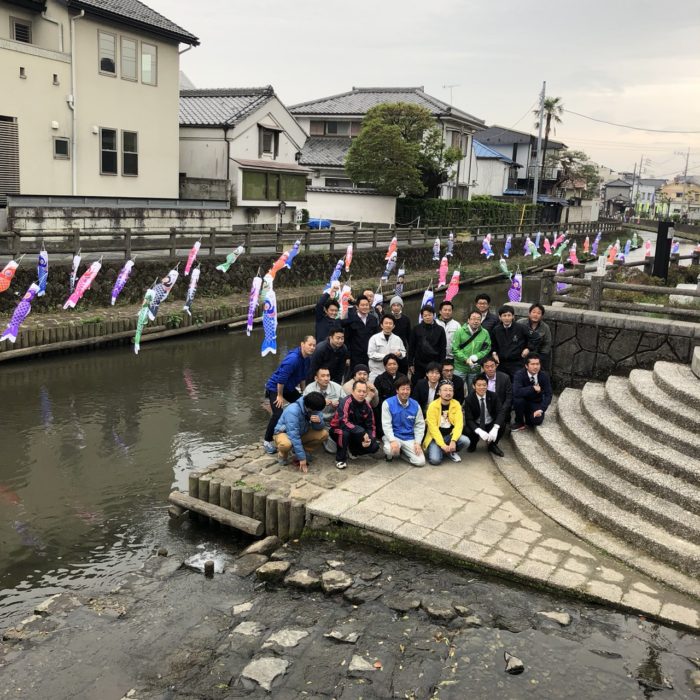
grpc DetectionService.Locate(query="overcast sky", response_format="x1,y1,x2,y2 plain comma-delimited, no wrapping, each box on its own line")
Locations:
153,0,700,178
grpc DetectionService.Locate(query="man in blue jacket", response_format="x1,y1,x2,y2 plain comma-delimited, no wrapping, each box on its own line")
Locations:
381,376,426,466
511,354,553,431
273,392,328,473
263,335,316,453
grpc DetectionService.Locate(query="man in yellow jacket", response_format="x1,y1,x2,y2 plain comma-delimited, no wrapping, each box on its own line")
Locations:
423,381,470,465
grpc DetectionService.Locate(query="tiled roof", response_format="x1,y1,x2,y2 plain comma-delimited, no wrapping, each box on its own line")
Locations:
477,125,566,150
473,140,515,163
179,87,275,126
605,179,632,188
290,87,484,129
307,186,382,196
67,0,199,45
232,159,311,174
298,137,352,167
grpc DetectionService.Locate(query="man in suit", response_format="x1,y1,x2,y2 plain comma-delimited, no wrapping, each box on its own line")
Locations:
342,295,379,370
463,373,507,457
441,359,465,404
511,354,552,431
490,304,528,378
411,362,442,416
479,356,512,417
308,328,349,385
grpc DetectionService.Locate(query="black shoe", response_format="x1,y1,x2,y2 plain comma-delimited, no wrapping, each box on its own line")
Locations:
510,422,526,432
467,441,476,453
488,443,504,457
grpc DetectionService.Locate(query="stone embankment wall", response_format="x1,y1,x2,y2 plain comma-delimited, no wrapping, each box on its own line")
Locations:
512,302,700,388
8,206,231,234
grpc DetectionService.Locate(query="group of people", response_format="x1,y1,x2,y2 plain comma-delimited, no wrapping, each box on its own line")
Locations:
262,290,553,472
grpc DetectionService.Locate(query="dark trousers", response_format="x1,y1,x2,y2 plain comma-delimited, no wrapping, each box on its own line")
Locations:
513,397,546,426
264,388,301,442
500,360,524,379
332,428,379,461
464,421,505,446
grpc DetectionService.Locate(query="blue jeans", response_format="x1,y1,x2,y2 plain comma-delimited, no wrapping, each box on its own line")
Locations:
426,435,470,465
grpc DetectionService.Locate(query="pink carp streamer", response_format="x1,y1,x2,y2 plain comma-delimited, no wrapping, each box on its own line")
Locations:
184,240,201,276
444,270,460,302
0,259,20,293
64,260,102,309
344,243,353,273
437,256,449,287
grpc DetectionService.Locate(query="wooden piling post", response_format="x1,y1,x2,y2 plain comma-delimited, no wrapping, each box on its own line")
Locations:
289,500,305,539
209,479,221,508
198,475,211,503
241,487,254,519
219,483,231,510
265,494,280,536
231,486,243,514
188,472,200,499
277,497,291,541
253,492,266,524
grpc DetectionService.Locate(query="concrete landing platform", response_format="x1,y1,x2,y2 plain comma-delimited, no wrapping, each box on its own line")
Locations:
303,448,700,631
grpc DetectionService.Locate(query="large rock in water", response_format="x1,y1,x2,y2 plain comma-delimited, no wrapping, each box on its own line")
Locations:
284,569,321,591
256,561,291,582
232,554,268,577
240,536,282,557
321,570,353,594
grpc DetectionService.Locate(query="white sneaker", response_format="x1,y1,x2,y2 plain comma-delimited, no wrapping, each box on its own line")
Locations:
263,440,277,454
448,452,462,463
335,460,347,470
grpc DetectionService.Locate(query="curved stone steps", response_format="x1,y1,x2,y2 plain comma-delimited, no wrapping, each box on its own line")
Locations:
510,425,700,578
605,376,700,457
534,408,700,541
496,448,700,599
628,368,700,431
557,389,700,515
581,383,700,487
653,361,700,411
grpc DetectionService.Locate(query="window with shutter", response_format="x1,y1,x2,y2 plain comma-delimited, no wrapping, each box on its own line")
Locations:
0,117,20,206
10,18,31,43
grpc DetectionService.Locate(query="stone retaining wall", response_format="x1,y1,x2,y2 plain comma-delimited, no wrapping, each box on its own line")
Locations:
512,302,700,388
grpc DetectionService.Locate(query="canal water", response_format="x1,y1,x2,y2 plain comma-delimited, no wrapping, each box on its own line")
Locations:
0,277,539,623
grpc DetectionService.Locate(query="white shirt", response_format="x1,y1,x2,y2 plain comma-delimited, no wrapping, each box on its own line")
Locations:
476,393,493,424
366,331,406,380
437,318,461,359
528,372,539,385
486,374,497,393
427,382,439,404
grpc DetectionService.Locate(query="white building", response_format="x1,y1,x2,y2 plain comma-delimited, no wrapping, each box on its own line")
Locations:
288,86,485,224
0,0,198,203
179,86,311,227
470,140,518,197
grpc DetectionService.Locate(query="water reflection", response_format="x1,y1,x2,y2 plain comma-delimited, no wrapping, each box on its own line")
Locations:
0,277,538,622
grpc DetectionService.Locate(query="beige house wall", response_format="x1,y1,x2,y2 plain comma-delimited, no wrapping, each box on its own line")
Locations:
0,0,182,199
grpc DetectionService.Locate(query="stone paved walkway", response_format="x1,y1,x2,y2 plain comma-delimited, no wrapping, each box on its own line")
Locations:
207,442,700,631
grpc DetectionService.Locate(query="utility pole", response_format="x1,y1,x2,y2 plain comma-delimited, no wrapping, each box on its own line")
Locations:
532,81,546,208
681,147,690,220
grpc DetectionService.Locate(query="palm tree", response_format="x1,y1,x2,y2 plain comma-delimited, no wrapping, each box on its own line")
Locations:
533,97,564,188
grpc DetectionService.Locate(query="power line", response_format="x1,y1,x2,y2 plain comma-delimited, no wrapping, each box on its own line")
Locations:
563,108,700,134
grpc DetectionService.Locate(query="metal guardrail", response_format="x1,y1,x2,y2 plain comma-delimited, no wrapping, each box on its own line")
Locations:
0,222,619,260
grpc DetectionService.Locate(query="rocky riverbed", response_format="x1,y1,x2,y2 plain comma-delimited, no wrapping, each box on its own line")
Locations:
2,529,698,699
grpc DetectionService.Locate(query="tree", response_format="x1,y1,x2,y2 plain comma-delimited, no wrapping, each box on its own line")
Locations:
533,96,564,184
345,103,463,197
547,150,602,199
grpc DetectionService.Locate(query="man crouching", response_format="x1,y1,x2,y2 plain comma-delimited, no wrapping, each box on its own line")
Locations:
273,392,328,473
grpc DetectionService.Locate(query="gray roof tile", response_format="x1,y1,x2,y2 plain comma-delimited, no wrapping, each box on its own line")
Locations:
298,137,352,167
290,87,484,129
67,0,199,45
179,87,275,126
477,125,566,150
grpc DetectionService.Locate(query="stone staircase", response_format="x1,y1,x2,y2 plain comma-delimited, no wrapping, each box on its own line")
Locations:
507,352,700,597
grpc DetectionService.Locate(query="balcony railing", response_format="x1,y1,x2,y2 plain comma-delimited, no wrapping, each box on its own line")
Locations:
525,165,561,181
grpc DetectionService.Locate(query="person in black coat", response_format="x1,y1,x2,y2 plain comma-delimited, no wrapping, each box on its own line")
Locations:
408,305,446,385
463,373,507,456
411,362,442,415
511,354,553,430
307,328,349,384
315,294,341,342
441,359,465,404
475,356,512,416
474,293,500,333
341,296,379,370
490,304,528,377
